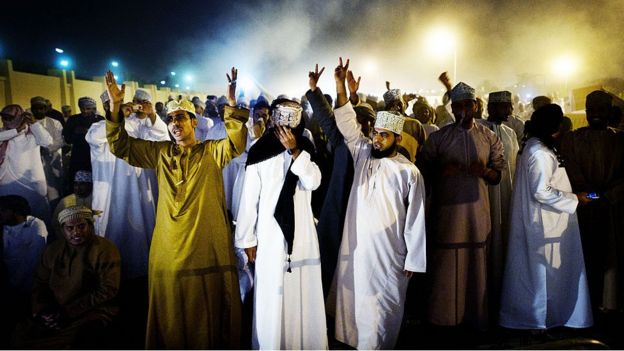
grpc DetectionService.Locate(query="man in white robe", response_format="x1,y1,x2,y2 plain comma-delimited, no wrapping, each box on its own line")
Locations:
1,194,48,295
328,59,427,349
476,91,519,319
87,90,169,279
0,105,53,225
30,96,64,209
500,103,593,329
235,98,326,350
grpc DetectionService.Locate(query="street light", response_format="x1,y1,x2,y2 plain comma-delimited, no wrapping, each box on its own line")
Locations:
111,60,119,67
59,58,70,68
425,26,458,81
55,48,64,54
551,55,578,79
184,74,193,82
171,71,176,76
551,54,579,105
160,80,166,85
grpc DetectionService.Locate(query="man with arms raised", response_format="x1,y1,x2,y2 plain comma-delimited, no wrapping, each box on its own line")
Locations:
104,69,247,349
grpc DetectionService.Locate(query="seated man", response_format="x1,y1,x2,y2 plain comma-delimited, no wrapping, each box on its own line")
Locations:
12,206,120,349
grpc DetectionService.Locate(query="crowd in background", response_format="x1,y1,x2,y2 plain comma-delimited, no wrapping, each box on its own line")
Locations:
1,58,623,349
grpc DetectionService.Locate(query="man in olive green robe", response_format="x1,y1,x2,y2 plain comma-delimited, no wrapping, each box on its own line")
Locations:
104,70,246,349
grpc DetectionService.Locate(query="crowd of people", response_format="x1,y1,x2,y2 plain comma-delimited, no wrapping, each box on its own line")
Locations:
1,57,623,349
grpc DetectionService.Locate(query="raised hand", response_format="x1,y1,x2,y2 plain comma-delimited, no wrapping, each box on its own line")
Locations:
347,70,361,95
105,71,125,104
227,67,238,106
105,71,126,121
334,57,349,83
403,93,417,103
438,71,452,90
308,64,325,91
386,81,391,91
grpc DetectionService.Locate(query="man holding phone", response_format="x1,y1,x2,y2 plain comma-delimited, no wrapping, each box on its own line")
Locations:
561,90,624,313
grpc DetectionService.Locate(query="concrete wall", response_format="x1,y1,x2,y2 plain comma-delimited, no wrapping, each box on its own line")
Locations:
11,71,62,109
0,59,205,114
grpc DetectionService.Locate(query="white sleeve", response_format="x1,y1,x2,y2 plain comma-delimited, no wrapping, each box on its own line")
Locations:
290,150,321,191
146,117,171,141
45,119,64,153
85,121,107,147
28,122,53,148
0,129,19,141
334,102,368,159
403,171,427,272
234,163,261,249
528,150,578,213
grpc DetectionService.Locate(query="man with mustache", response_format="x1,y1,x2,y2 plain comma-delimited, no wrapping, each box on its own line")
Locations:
329,58,427,349
420,82,505,331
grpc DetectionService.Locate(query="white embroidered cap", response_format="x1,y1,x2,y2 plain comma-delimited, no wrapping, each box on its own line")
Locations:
374,111,405,134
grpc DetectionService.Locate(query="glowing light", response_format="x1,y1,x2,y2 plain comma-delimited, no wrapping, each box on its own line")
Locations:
59,59,69,68
526,93,532,99
551,55,579,78
363,59,377,74
55,48,64,53
174,84,180,88
111,61,119,67
114,75,119,80
425,26,456,56
239,76,254,92
160,80,166,85
185,86,190,90
425,25,458,81
184,74,193,82
170,71,176,76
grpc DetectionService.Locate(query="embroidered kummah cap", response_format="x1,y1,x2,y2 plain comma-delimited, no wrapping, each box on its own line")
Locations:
374,110,405,135
450,82,476,103
166,99,196,118
133,89,152,102
58,205,97,225
270,99,303,128
74,170,92,183
383,89,404,106
30,96,48,107
100,91,110,104
78,96,97,109
488,91,512,104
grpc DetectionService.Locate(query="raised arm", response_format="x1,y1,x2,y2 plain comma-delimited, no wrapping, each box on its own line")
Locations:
105,72,162,169
306,63,345,148
332,58,368,157
206,68,248,168
205,105,248,168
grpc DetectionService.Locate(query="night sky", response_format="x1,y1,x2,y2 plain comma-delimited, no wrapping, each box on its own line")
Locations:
2,0,623,98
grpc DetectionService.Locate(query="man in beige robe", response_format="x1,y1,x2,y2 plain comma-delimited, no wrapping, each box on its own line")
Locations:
420,82,504,330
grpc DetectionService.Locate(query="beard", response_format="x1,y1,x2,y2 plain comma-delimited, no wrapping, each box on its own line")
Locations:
371,140,397,159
